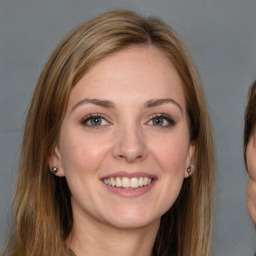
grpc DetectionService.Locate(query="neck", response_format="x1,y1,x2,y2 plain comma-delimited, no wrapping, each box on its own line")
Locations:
67,208,160,256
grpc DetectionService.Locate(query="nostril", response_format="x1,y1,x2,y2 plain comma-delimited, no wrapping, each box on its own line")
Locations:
112,130,148,162
114,149,147,163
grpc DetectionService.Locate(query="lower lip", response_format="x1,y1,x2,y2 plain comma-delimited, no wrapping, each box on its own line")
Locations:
103,181,156,197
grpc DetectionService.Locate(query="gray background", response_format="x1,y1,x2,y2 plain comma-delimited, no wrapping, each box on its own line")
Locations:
1,0,255,255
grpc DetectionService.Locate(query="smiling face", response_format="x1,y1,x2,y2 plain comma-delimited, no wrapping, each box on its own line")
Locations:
246,130,256,226
50,46,194,230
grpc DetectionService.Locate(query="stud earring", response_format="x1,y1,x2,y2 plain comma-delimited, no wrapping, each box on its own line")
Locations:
187,164,195,176
51,167,58,174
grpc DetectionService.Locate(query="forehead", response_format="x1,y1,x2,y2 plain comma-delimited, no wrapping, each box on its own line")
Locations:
69,46,185,108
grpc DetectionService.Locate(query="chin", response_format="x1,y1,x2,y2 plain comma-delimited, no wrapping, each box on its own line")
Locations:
109,218,159,230
102,208,162,229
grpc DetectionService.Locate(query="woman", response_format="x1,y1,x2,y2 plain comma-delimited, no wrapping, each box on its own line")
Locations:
244,80,256,227
3,10,215,256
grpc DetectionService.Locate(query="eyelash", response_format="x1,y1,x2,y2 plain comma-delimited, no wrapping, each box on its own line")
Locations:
147,114,176,127
80,113,176,129
80,114,109,128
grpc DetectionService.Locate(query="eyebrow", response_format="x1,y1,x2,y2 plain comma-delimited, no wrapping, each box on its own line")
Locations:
145,98,182,113
71,98,115,111
71,97,182,113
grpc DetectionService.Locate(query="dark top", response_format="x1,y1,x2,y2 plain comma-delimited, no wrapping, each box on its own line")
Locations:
68,249,76,256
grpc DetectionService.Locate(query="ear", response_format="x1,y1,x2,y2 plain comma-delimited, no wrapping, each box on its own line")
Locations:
48,146,65,177
184,140,195,178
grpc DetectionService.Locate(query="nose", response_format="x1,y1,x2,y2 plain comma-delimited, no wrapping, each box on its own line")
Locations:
112,124,148,163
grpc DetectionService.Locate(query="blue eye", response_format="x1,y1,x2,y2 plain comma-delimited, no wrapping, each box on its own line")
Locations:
81,114,108,128
149,114,176,127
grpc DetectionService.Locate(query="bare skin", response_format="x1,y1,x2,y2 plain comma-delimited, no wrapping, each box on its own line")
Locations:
50,46,194,255
246,130,256,226
66,209,159,256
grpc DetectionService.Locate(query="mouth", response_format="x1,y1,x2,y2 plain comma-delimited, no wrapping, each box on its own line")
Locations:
103,177,153,189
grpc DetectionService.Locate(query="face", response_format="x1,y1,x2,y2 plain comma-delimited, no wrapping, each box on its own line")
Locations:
50,46,194,230
246,130,256,226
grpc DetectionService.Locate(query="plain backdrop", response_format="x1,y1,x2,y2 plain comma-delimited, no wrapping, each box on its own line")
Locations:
0,0,256,255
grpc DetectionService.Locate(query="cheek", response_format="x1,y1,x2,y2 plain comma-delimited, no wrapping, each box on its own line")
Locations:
149,130,190,173
247,179,256,225
59,129,110,176
247,154,256,181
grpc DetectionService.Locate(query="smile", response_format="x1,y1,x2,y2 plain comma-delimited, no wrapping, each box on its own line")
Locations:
103,177,153,188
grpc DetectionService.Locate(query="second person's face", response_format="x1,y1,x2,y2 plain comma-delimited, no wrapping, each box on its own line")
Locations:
52,46,194,230
246,130,256,226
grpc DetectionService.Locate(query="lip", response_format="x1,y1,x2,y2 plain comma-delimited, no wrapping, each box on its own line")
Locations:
100,171,157,198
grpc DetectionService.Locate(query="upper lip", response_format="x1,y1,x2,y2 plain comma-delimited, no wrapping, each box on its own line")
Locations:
100,171,157,180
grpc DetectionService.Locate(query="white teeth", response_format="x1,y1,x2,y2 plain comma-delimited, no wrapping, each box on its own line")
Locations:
130,177,138,188
103,177,153,188
138,177,144,187
110,177,115,186
116,177,122,187
123,177,130,188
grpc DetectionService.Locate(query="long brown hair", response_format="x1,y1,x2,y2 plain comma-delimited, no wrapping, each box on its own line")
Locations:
3,10,216,256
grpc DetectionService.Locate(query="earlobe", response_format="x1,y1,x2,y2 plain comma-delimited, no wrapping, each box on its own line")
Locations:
48,146,65,177
184,141,196,178
51,167,58,174
186,164,195,177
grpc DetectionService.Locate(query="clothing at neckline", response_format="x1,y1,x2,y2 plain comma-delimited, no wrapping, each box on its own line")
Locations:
68,249,76,256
